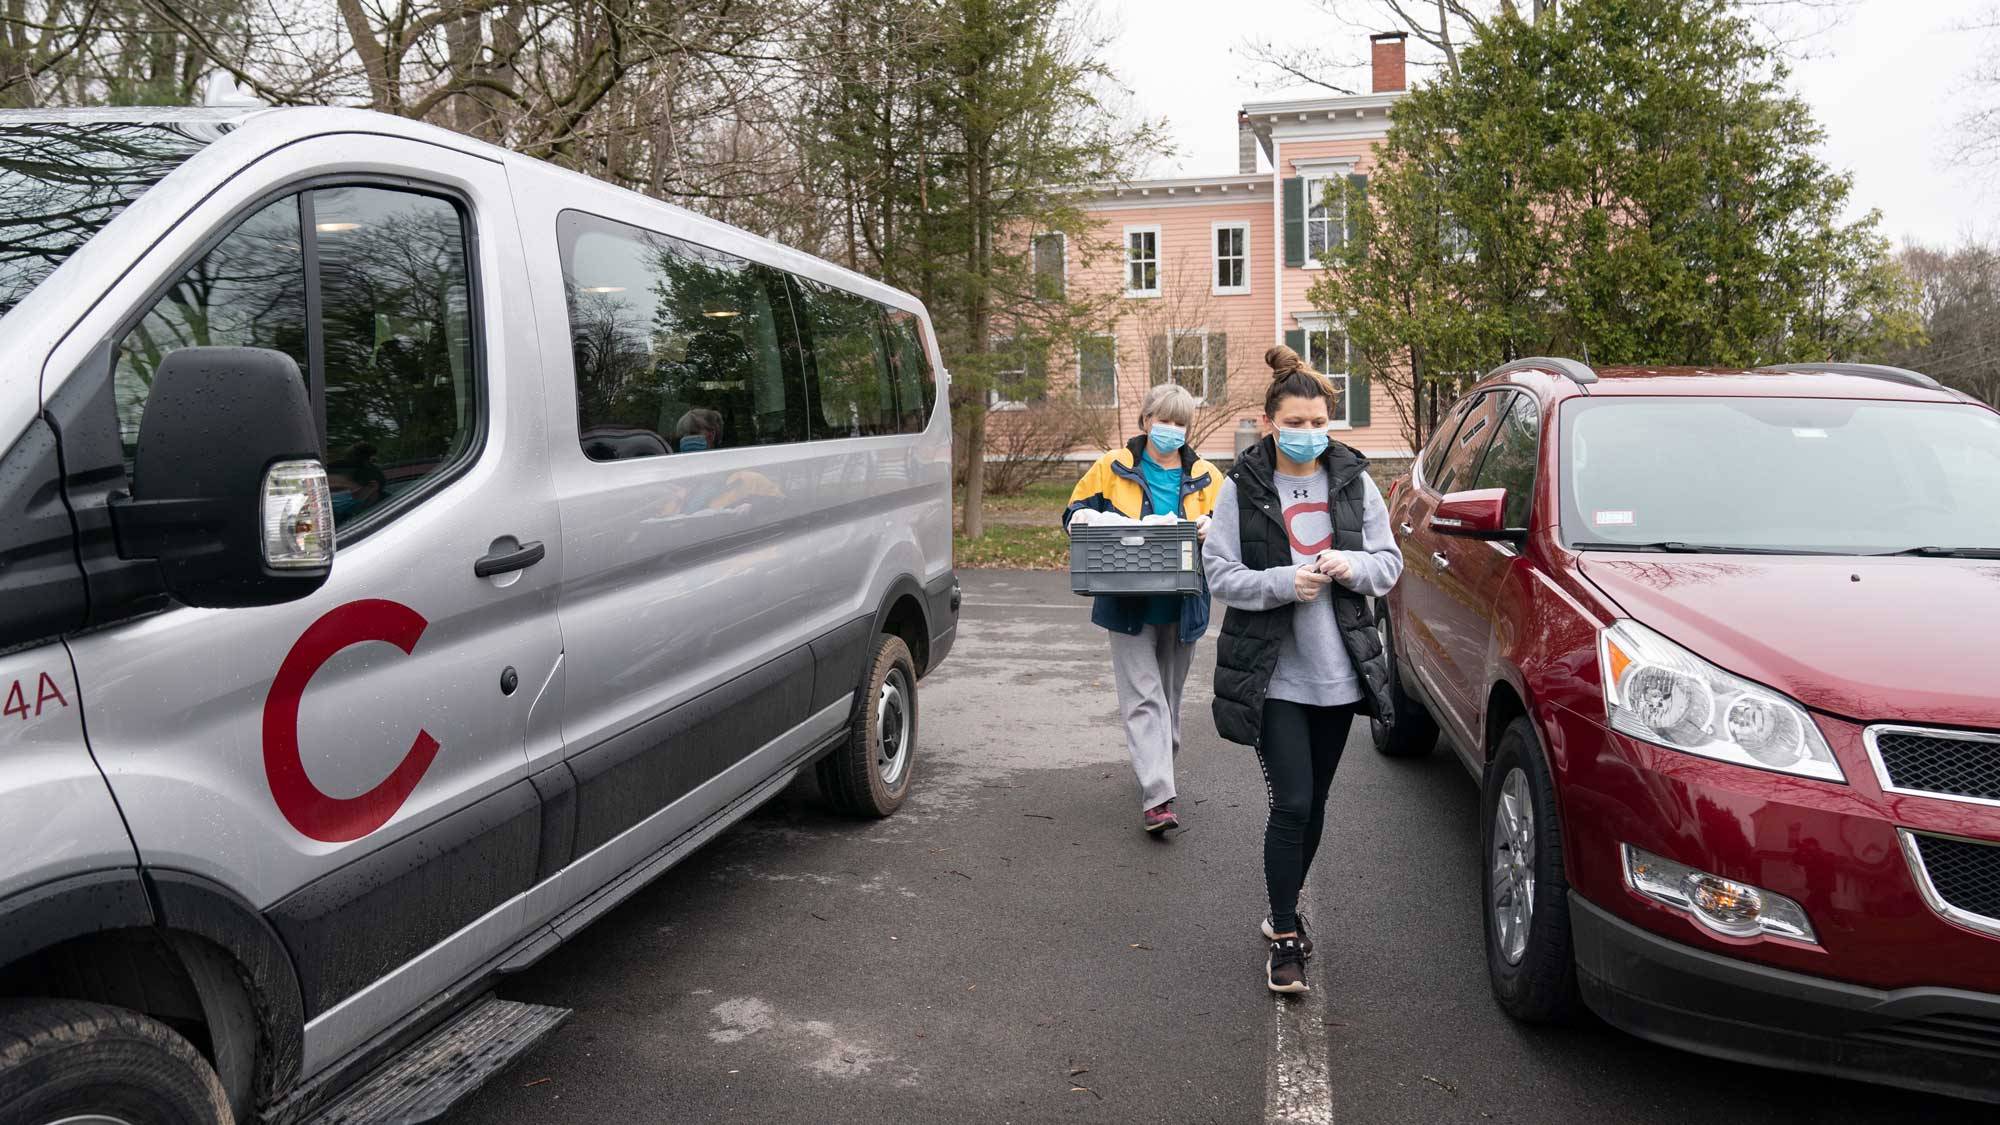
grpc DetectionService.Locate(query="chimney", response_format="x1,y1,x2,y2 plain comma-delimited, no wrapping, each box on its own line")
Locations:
1370,31,1407,93
1237,111,1259,174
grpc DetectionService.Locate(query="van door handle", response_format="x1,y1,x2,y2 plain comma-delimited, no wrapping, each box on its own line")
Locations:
474,540,546,578
1399,522,1414,536
1431,552,1450,570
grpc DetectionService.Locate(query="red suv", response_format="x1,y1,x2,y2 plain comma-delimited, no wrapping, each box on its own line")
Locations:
1376,358,2000,1102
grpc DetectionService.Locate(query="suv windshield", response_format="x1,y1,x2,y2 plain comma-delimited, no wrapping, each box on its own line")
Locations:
1561,396,2000,555
0,120,219,318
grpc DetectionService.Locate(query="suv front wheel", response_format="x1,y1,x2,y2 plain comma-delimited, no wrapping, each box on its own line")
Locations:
1481,716,1581,1023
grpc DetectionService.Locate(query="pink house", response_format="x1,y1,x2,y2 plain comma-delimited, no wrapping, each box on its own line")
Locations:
1011,32,1413,463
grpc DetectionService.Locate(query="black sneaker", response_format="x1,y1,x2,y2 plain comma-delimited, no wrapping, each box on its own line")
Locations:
1260,915,1314,959
1267,938,1309,994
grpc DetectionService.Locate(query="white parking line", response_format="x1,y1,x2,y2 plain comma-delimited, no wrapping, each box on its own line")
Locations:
1265,898,1334,1124
960,600,1080,610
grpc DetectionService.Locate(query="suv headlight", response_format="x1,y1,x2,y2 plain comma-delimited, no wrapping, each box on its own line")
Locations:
1598,619,1843,782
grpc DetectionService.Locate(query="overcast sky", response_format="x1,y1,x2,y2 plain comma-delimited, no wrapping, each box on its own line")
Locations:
1096,0,1995,248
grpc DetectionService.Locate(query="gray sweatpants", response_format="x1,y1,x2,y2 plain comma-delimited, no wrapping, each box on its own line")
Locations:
1108,624,1196,810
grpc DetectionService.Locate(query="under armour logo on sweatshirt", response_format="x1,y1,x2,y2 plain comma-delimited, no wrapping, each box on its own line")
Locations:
1291,488,1310,500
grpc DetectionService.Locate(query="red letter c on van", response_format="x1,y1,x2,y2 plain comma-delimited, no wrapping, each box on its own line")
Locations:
263,599,441,843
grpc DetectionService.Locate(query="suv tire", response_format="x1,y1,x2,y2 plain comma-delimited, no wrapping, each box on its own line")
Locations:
1370,601,1439,758
0,999,230,1125
817,633,918,817
1481,716,1582,1023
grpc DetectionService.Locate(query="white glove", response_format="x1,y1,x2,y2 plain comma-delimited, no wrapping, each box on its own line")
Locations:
1068,508,1097,530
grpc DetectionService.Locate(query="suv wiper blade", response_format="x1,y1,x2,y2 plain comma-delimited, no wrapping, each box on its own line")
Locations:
1878,546,2000,559
1575,541,1812,555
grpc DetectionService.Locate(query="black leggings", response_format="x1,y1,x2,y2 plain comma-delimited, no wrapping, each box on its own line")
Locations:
1254,698,1357,935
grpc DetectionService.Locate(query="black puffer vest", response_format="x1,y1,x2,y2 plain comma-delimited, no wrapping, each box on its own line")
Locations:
1211,436,1394,747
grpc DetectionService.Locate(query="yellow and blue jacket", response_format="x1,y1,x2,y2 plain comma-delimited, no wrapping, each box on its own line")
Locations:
1062,435,1223,643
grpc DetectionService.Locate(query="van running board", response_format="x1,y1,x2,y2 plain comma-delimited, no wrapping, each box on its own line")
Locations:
301,998,570,1125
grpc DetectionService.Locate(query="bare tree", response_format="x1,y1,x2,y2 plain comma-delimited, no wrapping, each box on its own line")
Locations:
1879,240,2000,406
1123,256,1270,452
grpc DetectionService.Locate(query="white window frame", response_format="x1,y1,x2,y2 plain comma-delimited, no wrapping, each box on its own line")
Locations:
1212,221,1250,296
1300,173,1348,269
1166,327,1211,404
989,336,1030,412
1298,316,1353,429
1032,231,1068,297
1124,224,1161,298
1077,333,1119,408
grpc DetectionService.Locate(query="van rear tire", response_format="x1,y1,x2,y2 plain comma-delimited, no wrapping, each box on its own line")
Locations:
817,633,917,818
0,999,231,1125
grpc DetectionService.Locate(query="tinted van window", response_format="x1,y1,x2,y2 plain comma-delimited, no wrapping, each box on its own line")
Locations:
794,277,896,438
559,211,805,460
115,186,479,532
883,308,936,432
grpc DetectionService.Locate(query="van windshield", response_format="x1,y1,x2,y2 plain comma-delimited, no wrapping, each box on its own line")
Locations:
1561,396,2000,555
0,120,217,318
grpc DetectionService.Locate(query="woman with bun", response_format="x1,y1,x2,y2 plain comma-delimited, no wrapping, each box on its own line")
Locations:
1202,344,1404,993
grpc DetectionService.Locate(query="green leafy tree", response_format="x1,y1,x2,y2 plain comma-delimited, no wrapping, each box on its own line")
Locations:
804,0,1161,537
1313,0,1919,454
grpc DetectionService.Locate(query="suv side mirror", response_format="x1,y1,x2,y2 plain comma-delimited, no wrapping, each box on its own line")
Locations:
1430,488,1522,541
112,347,334,607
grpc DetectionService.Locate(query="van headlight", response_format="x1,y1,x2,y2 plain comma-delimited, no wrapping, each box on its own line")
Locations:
1598,619,1843,782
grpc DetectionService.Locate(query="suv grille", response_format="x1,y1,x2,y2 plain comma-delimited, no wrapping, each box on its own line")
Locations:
1908,833,2000,930
1850,1014,2000,1061
1870,726,2000,804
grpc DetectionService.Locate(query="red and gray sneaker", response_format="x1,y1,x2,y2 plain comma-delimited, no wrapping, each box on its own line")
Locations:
1267,937,1309,994
1143,802,1179,833
1261,914,1313,959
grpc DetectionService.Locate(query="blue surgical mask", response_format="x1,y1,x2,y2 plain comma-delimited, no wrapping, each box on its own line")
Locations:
679,436,709,453
1148,422,1186,454
1276,426,1330,464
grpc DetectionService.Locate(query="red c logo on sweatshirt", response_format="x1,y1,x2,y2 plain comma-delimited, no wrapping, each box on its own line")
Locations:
263,599,440,842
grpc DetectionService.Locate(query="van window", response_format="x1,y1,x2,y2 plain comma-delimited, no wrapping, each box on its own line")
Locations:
793,277,896,438
313,187,478,527
114,197,311,465
114,185,479,532
883,308,937,432
559,211,806,460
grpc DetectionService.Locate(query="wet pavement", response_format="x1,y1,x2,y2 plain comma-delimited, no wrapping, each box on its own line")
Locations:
448,569,1961,1124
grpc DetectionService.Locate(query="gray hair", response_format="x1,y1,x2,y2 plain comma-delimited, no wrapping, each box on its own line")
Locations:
1138,383,1197,428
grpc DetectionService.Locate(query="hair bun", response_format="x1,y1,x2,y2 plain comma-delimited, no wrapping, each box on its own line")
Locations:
1264,343,1303,376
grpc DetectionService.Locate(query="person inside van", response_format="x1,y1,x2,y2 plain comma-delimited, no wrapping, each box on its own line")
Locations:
1201,345,1403,994
676,407,724,453
1062,383,1221,834
327,441,386,521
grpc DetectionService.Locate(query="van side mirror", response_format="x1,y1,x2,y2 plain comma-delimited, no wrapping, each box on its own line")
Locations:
112,347,334,607
1429,488,1522,541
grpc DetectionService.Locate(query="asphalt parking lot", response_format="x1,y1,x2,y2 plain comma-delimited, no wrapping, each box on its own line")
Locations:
449,569,1961,1124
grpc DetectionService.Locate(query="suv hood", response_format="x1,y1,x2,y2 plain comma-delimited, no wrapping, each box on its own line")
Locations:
1578,554,2000,728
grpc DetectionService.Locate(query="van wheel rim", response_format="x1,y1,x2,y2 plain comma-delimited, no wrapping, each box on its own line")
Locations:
45,1116,137,1125
876,669,911,788
1490,767,1536,966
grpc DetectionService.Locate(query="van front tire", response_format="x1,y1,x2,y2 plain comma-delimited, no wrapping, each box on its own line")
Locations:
0,999,231,1125
818,633,918,818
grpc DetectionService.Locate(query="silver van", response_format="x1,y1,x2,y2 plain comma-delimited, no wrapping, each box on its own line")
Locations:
0,106,956,1124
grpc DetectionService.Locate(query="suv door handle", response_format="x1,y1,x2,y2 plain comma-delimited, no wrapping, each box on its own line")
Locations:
1431,551,1450,570
474,540,546,578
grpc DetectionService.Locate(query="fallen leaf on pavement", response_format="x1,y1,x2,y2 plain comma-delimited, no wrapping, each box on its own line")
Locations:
1421,1074,1459,1095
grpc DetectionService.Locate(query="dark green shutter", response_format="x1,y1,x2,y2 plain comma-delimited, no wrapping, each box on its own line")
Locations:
1285,328,1305,358
1351,367,1371,428
1283,177,1305,267
1205,332,1228,402
1028,343,1048,403
1148,335,1167,385
1346,174,1369,253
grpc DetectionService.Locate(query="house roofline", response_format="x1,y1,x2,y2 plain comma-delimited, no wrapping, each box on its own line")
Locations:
1239,90,1405,119
1061,171,1271,201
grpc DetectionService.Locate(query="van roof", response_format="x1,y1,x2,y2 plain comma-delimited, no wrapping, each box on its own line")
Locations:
0,106,924,315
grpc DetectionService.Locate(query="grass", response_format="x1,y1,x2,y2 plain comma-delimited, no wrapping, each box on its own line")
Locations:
953,523,1071,570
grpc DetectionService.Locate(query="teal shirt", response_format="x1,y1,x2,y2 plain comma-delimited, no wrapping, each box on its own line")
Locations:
1137,452,1184,625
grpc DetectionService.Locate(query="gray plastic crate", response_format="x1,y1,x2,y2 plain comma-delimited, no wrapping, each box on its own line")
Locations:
1069,521,1203,597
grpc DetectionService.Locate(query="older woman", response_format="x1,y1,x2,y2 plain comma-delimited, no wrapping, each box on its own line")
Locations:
1062,384,1222,833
